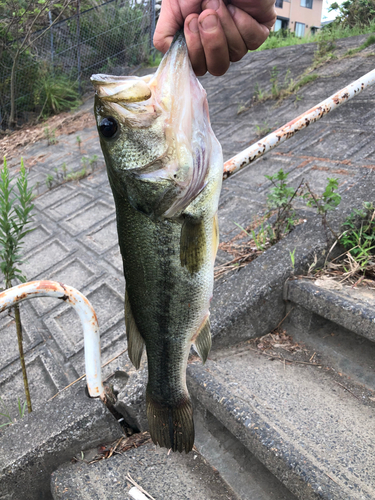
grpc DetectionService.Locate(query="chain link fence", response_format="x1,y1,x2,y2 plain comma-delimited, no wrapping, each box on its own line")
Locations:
0,0,156,127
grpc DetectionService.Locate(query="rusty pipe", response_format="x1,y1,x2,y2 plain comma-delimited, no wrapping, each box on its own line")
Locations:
0,280,104,399
223,67,375,178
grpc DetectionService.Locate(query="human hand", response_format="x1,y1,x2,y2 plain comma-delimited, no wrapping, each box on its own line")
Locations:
153,0,276,76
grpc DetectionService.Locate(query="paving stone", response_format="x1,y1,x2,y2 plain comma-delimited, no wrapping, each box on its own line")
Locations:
0,302,44,368
22,238,73,279
45,191,94,221
44,277,124,358
60,200,114,236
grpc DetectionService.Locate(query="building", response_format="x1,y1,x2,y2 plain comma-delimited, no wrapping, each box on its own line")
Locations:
274,0,323,36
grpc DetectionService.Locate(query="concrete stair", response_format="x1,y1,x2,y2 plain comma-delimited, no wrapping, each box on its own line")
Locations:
185,279,375,500
51,279,375,500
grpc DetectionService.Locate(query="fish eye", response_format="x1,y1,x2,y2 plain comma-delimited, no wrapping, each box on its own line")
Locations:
99,117,118,139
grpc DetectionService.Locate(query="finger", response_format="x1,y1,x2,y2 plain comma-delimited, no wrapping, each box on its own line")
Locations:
229,0,276,30
198,10,230,76
202,0,247,62
154,0,203,54
227,5,270,51
153,0,184,53
184,14,207,76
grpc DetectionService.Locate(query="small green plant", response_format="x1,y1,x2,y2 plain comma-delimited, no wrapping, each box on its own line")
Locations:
89,155,98,172
0,157,35,414
270,66,280,99
289,248,297,270
266,169,301,242
255,122,272,138
76,136,82,152
61,162,68,179
304,178,342,237
44,126,57,146
66,167,87,182
0,397,27,428
45,173,54,189
34,73,81,120
254,82,265,101
340,202,375,269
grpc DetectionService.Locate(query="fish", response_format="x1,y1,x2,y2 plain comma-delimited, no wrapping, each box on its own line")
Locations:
91,32,223,453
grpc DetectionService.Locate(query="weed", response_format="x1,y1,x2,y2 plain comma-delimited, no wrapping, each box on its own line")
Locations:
34,73,81,120
289,248,297,269
266,169,302,242
0,157,35,414
44,126,57,146
76,136,82,152
340,202,375,268
66,167,87,182
0,397,27,428
344,33,375,56
270,66,280,99
89,155,98,171
45,174,54,189
303,178,341,237
61,162,68,179
255,122,272,137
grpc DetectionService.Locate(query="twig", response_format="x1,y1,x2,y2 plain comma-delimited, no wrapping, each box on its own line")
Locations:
334,381,361,400
275,307,294,329
107,436,124,459
247,347,322,366
48,348,128,401
126,474,156,500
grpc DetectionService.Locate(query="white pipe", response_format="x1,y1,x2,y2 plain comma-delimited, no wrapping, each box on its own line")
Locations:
223,67,375,178
0,280,104,399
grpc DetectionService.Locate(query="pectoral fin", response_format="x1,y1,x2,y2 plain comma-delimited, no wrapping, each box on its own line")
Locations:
193,316,212,364
180,218,206,274
125,290,144,369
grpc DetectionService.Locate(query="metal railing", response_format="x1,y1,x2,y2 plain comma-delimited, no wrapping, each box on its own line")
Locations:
0,281,104,399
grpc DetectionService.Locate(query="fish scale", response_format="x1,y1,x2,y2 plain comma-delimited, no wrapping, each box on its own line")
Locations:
91,32,223,452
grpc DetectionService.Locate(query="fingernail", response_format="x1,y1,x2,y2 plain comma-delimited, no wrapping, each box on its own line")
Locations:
201,14,218,31
203,0,219,10
227,4,235,16
189,17,199,33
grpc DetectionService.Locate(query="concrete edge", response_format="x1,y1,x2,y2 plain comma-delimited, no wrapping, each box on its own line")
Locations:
187,362,335,500
286,279,375,342
210,169,375,348
0,385,123,500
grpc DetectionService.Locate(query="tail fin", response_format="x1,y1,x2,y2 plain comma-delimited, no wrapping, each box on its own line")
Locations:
146,391,194,453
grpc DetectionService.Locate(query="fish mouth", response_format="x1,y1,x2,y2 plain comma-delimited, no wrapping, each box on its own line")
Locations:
90,74,153,103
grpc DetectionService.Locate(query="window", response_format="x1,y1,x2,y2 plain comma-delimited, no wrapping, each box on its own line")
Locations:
274,17,289,31
275,0,283,7
301,0,313,8
295,22,305,37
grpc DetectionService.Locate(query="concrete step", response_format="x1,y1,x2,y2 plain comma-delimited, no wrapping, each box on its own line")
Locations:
186,343,375,500
285,279,375,343
51,440,240,500
284,278,375,391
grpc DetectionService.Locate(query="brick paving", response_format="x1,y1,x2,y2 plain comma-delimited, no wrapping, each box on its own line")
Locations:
1,34,374,424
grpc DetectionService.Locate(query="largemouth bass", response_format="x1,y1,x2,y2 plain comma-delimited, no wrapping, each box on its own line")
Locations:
91,33,222,453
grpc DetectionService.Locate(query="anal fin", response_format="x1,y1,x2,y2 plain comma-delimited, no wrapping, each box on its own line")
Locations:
125,290,144,369
180,218,206,274
193,316,212,364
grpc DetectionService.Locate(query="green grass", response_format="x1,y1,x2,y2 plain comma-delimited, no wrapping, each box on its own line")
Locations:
345,33,375,55
147,51,163,67
258,21,375,52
